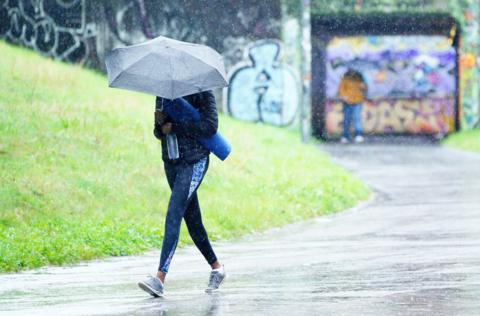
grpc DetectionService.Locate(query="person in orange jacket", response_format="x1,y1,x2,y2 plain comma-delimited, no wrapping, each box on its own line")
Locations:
338,69,367,143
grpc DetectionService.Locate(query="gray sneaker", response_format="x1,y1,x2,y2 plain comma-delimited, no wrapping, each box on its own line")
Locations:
138,275,164,297
205,265,226,293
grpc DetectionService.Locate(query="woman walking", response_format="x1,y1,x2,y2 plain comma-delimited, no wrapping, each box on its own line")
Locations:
138,91,225,297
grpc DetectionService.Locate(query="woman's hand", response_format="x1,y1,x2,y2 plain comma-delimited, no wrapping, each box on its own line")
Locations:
161,123,172,134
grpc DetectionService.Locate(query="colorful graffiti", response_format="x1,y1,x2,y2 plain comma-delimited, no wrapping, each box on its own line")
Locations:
326,98,455,135
0,0,95,63
327,36,456,99
459,1,480,128
325,35,457,135
1,1,282,71
225,40,300,126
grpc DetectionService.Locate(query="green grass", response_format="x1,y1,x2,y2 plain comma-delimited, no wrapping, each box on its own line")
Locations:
443,129,480,153
0,41,370,272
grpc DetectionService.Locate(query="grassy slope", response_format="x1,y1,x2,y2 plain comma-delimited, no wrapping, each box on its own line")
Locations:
443,129,480,153
0,41,369,272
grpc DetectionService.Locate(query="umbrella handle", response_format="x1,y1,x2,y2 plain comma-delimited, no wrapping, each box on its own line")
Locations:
157,98,164,111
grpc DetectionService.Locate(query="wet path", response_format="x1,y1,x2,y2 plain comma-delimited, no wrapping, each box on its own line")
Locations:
1,144,479,315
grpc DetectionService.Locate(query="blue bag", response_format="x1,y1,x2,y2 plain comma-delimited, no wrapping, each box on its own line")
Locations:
160,98,231,161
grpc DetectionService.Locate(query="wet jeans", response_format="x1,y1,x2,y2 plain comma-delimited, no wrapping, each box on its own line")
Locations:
158,157,217,273
342,103,363,139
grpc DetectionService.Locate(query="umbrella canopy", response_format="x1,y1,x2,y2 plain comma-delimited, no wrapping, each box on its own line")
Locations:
105,36,228,99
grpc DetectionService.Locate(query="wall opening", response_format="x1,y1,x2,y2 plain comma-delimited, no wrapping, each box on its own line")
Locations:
311,12,461,139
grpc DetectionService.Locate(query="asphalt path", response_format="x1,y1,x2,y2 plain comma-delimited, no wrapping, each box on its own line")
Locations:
1,143,479,315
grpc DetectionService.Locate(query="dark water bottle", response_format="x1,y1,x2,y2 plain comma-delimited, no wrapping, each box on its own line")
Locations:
166,133,179,160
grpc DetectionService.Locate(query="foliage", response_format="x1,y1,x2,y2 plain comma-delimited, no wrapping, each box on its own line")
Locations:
0,41,369,272
311,0,444,14
306,0,467,30
281,0,301,17
443,130,480,153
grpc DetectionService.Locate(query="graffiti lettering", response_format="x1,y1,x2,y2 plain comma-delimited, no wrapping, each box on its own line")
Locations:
1,1,281,72
0,0,95,63
326,36,456,99
326,98,455,135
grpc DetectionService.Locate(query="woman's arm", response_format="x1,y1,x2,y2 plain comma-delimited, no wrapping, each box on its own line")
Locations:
171,91,218,138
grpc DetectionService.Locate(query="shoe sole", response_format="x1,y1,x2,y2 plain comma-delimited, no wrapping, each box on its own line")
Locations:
205,274,226,293
138,281,163,298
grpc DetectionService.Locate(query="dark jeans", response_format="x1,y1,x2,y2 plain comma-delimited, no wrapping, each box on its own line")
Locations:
158,157,217,273
342,103,363,139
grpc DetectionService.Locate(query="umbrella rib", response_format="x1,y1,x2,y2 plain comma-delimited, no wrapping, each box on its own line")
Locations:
169,49,174,100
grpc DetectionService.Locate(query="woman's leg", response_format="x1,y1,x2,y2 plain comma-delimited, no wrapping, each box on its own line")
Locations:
184,193,218,267
158,158,209,278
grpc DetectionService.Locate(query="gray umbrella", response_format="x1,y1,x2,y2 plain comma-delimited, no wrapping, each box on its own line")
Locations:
105,36,228,99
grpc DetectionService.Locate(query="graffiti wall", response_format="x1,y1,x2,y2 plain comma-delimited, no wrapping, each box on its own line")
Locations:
3,2,478,130
0,0,96,63
1,0,281,71
225,40,300,126
325,35,457,135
